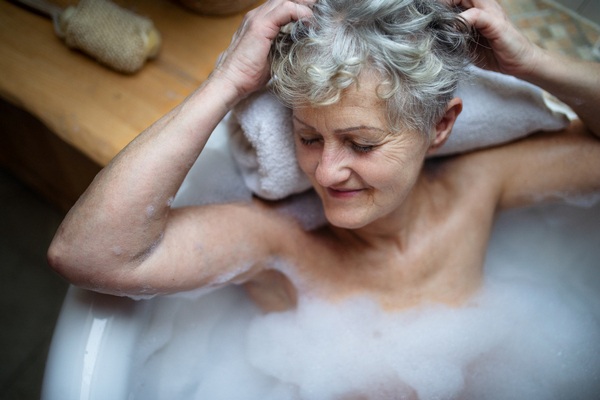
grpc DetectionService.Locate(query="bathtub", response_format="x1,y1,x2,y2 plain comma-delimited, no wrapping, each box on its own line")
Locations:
41,120,600,399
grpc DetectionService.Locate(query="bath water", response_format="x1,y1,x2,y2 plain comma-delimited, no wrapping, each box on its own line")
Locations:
128,200,600,399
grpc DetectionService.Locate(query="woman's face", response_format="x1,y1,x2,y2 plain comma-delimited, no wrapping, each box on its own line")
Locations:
293,79,430,229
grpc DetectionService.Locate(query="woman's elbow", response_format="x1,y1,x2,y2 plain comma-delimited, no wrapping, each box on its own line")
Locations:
46,233,110,292
47,235,87,286
47,239,64,276
47,232,152,297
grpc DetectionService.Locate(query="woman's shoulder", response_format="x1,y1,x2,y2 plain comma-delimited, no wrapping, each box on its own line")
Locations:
426,119,600,210
422,151,499,200
420,144,510,213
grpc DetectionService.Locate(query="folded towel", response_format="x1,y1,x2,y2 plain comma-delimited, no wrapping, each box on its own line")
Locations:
227,90,312,200
437,67,571,156
227,67,571,200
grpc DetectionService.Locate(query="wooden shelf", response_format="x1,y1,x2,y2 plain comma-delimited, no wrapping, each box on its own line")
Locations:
0,0,251,209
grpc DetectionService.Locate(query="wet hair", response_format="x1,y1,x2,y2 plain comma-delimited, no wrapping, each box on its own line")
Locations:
270,0,473,135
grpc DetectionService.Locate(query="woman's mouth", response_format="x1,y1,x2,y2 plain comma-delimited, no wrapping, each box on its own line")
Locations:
326,187,365,199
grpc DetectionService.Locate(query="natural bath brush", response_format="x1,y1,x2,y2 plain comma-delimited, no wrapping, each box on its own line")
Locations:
14,0,161,73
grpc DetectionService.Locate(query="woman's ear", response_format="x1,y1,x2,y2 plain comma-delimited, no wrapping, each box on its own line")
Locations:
427,97,463,155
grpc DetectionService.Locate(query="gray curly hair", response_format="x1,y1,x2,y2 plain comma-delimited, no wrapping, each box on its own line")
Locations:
269,0,473,135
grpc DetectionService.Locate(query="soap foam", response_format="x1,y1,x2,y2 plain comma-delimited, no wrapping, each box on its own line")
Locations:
531,190,600,209
146,205,155,219
560,191,600,208
247,277,600,400
128,202,600,399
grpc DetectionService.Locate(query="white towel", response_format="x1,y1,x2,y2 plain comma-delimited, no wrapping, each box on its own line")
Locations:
227,90,311,200
227,67,571,200
438,67,571,156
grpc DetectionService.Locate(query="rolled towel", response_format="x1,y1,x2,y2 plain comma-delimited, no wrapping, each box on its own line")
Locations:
227,67,571,200
438,67,571,156
227,90,312,200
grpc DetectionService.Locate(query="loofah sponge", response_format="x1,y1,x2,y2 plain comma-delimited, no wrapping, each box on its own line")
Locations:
53,0,161,74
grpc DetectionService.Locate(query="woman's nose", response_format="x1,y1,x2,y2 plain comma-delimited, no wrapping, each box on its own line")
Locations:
315,145,351,187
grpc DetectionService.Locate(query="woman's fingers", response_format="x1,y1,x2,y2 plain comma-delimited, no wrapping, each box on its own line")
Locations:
441,0,475,9
444,0,541,77
262,0,313,28
210,0,314,105
240,0,313,39
443,0,517,44
445,0,496,11
459,7,505,39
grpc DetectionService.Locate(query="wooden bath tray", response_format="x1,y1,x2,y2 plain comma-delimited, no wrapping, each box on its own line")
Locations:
0,0,254,210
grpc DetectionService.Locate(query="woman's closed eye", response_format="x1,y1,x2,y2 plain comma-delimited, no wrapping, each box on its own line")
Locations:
299,136,375,154
350,142,374,153
300,137,320,146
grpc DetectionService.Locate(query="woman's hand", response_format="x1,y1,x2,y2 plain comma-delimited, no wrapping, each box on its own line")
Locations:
210,0,313,106
446,0,542,78
446,0,600,137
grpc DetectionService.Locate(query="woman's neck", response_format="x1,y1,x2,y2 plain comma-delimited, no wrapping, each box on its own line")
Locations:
330,177,429,253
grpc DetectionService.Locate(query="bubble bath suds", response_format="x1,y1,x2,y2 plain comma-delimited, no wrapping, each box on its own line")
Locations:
126,201,600,400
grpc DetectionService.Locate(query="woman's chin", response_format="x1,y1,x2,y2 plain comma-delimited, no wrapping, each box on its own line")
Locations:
324,209,371,230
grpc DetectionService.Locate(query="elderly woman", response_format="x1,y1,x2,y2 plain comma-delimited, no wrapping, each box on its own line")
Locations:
48,0,600,313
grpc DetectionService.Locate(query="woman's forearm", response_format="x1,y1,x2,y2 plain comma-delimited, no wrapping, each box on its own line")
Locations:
48,77,238,277
521,49,600,138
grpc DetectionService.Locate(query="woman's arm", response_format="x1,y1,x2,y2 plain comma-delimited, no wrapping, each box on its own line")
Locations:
524,52,600,137
445,0,600,210
47,0,313,296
